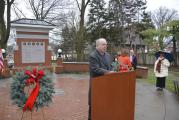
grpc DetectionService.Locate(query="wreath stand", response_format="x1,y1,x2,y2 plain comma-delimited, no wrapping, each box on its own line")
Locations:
20,84,46,120
20,108,46,120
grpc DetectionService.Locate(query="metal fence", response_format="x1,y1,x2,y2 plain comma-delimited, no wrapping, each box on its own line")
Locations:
137,52,179,66
59,52,179,66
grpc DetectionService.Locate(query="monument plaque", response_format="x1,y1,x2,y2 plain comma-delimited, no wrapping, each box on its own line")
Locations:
21,42,45,63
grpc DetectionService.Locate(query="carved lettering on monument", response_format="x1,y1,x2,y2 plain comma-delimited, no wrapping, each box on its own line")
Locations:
21,42,45,63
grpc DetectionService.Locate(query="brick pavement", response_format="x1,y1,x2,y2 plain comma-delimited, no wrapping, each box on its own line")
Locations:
0,73,179,120
0,74,89,120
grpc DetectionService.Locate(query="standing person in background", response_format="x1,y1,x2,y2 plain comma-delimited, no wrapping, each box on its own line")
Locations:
118,49,132,71
130,49,137,70
0,49,4,77
111,54,120,71
89,38,114,120
154,51,170,91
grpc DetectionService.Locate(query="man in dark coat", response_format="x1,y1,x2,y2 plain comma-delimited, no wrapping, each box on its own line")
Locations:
130,49,137,70
88,38,114,120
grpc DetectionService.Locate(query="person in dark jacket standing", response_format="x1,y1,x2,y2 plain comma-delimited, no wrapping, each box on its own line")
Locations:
88,38,114,120
130,49,137,70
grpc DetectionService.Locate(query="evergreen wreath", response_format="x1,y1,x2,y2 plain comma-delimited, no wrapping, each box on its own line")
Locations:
10,67,55,111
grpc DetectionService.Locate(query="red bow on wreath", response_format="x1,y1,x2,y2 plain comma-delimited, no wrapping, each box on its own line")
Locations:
23,68,44,111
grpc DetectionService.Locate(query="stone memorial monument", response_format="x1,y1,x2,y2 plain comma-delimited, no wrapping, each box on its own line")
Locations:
11,18,55,73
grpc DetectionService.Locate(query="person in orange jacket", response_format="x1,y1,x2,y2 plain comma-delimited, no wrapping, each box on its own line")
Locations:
118,49,132,71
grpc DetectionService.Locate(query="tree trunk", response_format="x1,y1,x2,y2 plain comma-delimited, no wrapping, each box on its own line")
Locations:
76,0,87,61
0,0,7,49
6,0,14,47
172,36,177,66
76,23,85,61
139,37,146,65
119,0,124,46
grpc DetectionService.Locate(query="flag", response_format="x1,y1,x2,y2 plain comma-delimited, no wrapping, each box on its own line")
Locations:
0,49,4,72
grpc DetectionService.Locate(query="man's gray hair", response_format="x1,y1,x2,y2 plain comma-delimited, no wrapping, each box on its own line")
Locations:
96,38,106,47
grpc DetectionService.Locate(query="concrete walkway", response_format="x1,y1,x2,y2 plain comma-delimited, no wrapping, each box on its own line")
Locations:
135,81,179,120
0,73,178,120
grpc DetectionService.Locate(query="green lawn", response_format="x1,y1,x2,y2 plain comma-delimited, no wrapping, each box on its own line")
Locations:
137,67,178,92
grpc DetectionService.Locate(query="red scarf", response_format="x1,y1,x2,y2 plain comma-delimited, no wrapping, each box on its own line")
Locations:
156,59,164,73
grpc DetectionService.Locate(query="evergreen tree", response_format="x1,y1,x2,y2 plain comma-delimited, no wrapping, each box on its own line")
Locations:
60,24,79,61
87,0,107,42
131,11,154,50
136,11,155,37
61,25,74,60
106,0,147,45
105,0,122,46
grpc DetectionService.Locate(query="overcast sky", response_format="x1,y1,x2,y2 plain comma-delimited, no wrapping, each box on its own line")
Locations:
11,0,179,20
146,0,179,12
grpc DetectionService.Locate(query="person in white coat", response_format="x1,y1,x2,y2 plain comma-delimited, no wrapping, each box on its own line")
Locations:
154,51,170,90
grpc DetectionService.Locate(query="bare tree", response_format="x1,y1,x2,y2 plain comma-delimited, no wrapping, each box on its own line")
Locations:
24,0,73,23
10,0,73,25
74,0,90,61
12,2,27,19
13,0,77,50
152,6,178,29
0,0,15,49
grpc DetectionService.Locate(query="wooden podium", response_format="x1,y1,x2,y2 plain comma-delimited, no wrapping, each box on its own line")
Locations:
91,71,136,120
